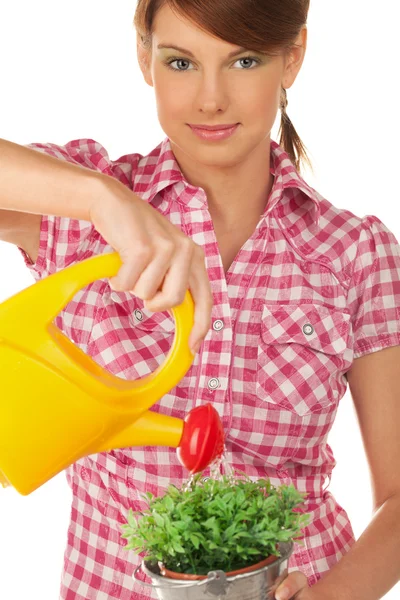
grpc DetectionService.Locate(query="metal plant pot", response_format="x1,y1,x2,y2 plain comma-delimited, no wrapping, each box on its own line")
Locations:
133,541,293,600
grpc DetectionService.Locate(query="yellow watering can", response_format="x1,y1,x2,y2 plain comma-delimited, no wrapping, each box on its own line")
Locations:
0,252,224,496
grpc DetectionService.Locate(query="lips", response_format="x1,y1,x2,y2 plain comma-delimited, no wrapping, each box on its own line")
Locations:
188,123,239,141
188,124,238,131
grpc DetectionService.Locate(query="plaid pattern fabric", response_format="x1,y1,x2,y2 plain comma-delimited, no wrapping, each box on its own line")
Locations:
19,137,400,599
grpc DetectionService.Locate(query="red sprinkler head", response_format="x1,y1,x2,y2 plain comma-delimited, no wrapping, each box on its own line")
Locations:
177,404,225,474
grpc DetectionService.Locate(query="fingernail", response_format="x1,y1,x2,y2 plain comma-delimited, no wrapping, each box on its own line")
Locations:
276,588,290,600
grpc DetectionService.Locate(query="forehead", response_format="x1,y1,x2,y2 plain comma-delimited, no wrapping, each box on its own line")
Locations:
152,2,241,56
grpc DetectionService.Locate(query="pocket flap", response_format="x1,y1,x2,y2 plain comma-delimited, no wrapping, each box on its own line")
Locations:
260,304,350,356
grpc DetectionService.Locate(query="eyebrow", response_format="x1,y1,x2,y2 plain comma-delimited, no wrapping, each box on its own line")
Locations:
157,44,252,59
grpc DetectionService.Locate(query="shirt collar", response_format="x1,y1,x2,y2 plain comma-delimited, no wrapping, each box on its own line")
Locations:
267,140,321,226
132,137,184,202
132,137,321,224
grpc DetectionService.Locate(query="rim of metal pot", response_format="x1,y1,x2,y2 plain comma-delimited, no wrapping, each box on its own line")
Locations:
133,541,293,590
134,563,224,589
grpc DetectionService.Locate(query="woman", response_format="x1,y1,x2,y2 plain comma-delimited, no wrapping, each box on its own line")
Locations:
1,1,399,599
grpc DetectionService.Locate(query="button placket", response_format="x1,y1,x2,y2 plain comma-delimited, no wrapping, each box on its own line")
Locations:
207,378,220,391
213,319,224,331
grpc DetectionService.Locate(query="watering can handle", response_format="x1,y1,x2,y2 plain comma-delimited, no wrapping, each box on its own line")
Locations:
1,252,195,405
16,252,146,324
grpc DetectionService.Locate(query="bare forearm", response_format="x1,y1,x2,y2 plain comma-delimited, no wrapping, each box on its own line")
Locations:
307,494,400,600
0,138,104,220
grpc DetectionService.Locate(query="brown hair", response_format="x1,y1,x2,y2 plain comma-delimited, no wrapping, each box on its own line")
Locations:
134,0,312,174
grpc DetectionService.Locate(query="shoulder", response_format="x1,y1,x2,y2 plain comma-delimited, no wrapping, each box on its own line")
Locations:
270,142,366,269
27,138,145,189
277,180,395,289
315,192,398,270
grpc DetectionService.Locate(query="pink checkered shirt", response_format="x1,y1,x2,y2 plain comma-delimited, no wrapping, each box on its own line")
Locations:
19,137,400,599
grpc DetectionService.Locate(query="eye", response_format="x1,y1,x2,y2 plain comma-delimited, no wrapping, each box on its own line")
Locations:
165,58,193,72
164,55,262,72
234,57,261,69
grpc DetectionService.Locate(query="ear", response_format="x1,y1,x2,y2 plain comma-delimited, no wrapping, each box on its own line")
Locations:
137,40,154,87
282,26,307,89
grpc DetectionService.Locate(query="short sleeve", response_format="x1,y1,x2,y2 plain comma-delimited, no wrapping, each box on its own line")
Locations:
348,215,400,359
18,212,96,282
17,139,139,281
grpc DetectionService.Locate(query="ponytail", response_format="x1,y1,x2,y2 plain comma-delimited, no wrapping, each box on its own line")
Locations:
278,87,313,175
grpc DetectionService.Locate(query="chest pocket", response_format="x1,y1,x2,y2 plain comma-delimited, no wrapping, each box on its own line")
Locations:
257,303,350,416
87,287,175,379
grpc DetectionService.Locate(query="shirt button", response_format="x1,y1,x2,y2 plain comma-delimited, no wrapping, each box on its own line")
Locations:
207,378,220,390
213,319,224,331
303,323,314,336
134,309,143,322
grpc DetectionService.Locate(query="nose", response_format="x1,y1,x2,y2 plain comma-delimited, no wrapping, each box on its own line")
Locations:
195,70,228,115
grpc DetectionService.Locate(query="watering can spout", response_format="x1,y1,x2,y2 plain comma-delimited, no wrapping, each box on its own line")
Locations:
178,404,225,473
0,252,225,496
96,404,225,474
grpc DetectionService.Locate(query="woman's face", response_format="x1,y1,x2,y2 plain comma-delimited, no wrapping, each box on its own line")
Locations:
138,3,306,169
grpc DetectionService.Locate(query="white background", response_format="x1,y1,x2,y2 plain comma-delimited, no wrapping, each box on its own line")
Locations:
0,1,399,598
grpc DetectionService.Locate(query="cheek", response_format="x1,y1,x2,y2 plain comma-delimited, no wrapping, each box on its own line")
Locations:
227,70,281,119
153,69,190,118
243,80,280,117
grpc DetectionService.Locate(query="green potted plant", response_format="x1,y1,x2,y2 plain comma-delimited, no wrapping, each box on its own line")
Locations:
120,472,310,600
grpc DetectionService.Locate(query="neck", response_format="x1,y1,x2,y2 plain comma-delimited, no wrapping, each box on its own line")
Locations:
172,137,274,227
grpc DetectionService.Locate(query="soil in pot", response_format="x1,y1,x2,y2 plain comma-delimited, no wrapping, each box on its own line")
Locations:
160,553,278,579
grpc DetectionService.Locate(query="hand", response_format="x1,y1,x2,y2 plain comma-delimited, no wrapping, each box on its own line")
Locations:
273,569,309,600
90,176,213,354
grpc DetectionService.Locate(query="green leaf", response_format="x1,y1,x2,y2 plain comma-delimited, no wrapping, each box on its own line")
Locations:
172,540,185,553
123,469,309,575
189,534,201,549
164,495,174,512
153,513,164,527
203,517,217,529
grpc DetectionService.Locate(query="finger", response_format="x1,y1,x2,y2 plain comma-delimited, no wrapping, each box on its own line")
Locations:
148,247,213,352
144,242,192,312
130,241,175,301
275,570,308,600
109,243,153,291
187,258,213,353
